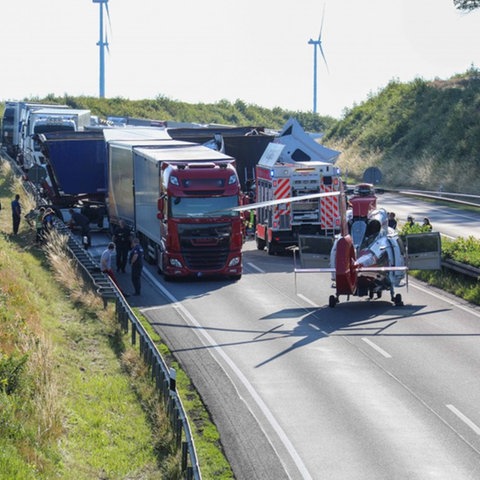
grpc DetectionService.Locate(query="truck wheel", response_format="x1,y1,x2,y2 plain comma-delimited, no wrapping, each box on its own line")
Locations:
256,235,266,251
267,240,276,256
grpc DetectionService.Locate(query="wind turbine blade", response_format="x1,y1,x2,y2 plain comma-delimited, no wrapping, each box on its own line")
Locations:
105,0,112,30
318,43,329,73
318,3,326,40
104,0,111,53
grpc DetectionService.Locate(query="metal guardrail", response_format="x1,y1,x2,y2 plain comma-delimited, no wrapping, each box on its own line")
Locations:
115,295,201,480
58,225,202,480
442,258,480,280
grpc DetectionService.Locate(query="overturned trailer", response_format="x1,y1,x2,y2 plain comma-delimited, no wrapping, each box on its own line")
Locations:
168,125,275,189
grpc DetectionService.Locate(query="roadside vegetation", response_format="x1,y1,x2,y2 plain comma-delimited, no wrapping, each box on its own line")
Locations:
0,158,232,479
325,67,480,194
399,220,480,306
0,95,336,134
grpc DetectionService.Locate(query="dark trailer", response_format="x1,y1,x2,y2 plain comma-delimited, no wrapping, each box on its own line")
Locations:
38,130,107,207
167,125,274,189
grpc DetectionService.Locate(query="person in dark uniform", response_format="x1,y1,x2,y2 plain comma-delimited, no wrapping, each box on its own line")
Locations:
129,237,144,296
11,194,21,235
113,220,132,273
68,208,91,248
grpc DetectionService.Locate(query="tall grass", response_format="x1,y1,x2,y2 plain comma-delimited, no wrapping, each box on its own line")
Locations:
0,155,232,479
0,157,171,478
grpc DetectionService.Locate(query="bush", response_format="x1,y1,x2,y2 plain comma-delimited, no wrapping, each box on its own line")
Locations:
0,354,28,395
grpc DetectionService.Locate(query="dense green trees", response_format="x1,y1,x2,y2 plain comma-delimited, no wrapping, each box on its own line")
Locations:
453,0,480,11
0,95,335,133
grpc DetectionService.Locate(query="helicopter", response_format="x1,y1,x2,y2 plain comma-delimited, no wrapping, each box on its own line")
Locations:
228,181,442,308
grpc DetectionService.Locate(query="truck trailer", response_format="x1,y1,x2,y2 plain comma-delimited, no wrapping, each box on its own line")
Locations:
22,107,91,170
37,130,107,207
107,140,243,280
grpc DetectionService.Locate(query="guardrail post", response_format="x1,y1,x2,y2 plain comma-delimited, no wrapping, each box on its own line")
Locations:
131,324,136,345
181,441,188,471
176,417,183,449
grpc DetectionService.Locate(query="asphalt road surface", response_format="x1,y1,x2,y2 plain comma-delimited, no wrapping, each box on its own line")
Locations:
89,196,480,480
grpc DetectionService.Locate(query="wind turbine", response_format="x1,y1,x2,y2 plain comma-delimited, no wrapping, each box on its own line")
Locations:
308,5,329,114
92,0,111,98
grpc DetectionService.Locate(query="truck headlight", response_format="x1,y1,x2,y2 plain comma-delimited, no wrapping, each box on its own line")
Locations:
228,257,240,267
169,258,183,268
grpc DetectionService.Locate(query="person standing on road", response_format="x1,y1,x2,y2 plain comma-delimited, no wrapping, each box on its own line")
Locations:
129,237,144,296
68,208,91,248
113,220,132,273
100,242,121,289
11,194,21,235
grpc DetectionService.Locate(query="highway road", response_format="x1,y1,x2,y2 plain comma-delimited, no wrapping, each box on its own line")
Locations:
379,192,480,239
93,196,480,480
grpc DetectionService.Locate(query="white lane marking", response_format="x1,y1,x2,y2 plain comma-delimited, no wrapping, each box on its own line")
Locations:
410,282,480,319
247,262,266,274
296,294,330,334
296,293,318,308
362,338,392,358
142,268,313,480
446,404,480,435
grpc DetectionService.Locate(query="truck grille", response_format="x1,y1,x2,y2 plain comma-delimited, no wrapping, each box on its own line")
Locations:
178,223,231,271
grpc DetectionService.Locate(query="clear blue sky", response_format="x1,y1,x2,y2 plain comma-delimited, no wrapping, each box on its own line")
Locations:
1,0,479,118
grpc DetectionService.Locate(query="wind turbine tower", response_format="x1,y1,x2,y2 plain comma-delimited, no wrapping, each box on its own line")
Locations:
93,0,110,98
308,6,328,114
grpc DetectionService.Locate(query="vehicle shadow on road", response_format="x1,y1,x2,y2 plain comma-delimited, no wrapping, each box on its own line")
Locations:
254,303,455,368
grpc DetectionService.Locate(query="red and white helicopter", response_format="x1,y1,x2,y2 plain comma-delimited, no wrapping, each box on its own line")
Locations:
233,182,442,308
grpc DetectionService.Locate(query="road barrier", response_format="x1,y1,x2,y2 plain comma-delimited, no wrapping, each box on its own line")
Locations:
56,223,202,480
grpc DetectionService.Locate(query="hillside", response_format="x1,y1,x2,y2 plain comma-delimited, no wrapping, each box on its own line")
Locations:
324,69,480,194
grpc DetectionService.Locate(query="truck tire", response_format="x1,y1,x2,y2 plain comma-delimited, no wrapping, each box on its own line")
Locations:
256,234,266,251
267,239,276,256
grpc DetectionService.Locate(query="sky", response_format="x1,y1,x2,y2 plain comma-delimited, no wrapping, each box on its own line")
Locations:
1,0,479,119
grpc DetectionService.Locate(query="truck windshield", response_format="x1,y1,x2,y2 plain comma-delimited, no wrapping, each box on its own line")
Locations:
170,196,239,218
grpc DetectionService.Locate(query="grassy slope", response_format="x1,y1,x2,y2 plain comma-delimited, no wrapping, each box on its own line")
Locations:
324,71,480,194
0,159,232,479
0,161,168,478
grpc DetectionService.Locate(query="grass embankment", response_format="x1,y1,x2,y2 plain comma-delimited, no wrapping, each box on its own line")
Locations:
0,159,233,479
414,235,480,305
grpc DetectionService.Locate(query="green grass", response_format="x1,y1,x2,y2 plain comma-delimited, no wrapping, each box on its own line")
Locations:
139,319,234,479
0,157,232,479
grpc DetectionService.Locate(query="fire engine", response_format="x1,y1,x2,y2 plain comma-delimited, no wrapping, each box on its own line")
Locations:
254,143,342,254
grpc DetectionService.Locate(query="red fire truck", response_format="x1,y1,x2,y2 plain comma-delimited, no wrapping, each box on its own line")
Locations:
254,144,342,254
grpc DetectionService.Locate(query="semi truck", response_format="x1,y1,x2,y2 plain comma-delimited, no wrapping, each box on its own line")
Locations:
21,107,91,170
107,139,243,280
1,101,69,158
